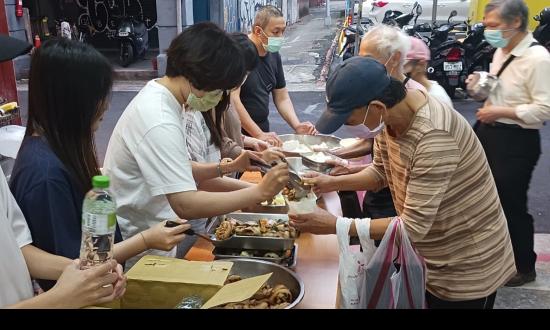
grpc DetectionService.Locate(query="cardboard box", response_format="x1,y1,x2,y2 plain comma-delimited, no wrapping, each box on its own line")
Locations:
122,255,234,309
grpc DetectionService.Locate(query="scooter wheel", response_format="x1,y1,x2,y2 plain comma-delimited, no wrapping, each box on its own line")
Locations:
120,42,134,68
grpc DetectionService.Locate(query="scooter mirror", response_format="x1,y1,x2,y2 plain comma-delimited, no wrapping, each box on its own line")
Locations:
416,4,423,16
448,10,458,23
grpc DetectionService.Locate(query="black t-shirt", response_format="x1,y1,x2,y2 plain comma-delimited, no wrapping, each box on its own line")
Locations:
239,51,286,134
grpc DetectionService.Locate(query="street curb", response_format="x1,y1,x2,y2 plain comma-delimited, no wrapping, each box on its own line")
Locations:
317,27,340,85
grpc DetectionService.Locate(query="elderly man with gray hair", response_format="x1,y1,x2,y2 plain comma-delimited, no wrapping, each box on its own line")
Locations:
468,0,550,287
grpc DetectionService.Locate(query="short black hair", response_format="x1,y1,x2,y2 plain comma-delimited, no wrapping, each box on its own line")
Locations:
166,22,247,149
372,77,407,108
231,32,259,72
166,22,246,92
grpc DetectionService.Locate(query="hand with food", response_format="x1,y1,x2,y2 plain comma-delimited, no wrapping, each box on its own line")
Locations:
257,132,283,147
301,172,336,195
295,121,318,135
140,219,191,251
257,163,289,201
289,207,337,235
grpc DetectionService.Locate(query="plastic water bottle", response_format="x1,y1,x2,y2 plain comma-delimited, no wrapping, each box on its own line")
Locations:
79,175,116,269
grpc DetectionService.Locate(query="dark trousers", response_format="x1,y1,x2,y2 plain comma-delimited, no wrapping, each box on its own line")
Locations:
475,122,541,274
426,291,497,309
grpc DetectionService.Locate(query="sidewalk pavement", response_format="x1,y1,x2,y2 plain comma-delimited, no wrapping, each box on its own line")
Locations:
495,234,550,308
280,4,345,92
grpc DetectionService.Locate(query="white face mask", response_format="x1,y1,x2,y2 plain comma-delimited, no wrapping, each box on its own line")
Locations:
345,105,384,139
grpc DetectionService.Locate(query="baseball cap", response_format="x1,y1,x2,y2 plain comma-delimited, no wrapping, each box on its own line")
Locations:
406,37,430,61
0,34,32,63
315,56,391,134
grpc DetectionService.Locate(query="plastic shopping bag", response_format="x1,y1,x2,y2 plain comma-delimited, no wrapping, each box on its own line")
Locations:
336,217,376,309
364,217,427,309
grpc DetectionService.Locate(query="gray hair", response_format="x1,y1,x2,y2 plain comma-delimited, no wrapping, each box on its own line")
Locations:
254,5,284,29
364,24,411,65
485,0,529,31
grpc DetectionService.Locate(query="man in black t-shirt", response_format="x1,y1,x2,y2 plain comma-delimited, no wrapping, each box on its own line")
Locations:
230,5,317,146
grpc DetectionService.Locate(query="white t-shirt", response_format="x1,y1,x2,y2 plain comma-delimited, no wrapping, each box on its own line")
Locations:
0,167,34,307
428,80,454,109
103,80,197,268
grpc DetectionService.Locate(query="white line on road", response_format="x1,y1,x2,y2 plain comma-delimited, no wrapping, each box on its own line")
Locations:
303,103,323,115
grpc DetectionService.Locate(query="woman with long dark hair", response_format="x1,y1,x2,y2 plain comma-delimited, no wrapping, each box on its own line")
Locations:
9,38,191,291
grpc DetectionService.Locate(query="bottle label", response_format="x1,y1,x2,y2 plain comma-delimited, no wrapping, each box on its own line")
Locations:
83,212,116,235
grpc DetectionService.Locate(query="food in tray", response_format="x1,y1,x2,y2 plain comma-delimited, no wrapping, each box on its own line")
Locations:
340,138,361,148
310,142,329,151
216,276,293,309
261,192,286,206
282,140,312,153
305,152,331,163
214,217,297,240
224,248,293,259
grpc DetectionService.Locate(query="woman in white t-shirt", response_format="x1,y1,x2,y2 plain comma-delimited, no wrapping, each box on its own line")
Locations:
404,37,454,109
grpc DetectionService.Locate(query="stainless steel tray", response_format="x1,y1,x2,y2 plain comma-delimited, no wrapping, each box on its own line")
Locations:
301,151,340,174
206,213,296,250
279,134,341,157
213,244,298,269
225,259,304,309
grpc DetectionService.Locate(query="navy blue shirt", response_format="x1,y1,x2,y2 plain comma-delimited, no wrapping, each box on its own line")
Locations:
9,137,123,291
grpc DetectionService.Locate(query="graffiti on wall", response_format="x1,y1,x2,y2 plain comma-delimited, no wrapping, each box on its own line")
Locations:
239,0,283,33
223,0,240,32
75,0,157,38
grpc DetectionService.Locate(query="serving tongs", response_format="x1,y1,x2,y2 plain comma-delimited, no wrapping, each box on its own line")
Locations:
165,220,219,243
250,159,311,199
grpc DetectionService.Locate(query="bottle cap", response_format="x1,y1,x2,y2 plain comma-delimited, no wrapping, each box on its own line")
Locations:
92,175,110,188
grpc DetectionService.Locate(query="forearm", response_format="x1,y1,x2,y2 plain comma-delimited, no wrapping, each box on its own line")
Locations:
113,233,148,264
232,95,264,137
191,161,241,183
6,290,67,309
169,187,266,220
21,245,72,281
198,177,254,192
331,167,382,191
275,97,300,130
333,140,373,159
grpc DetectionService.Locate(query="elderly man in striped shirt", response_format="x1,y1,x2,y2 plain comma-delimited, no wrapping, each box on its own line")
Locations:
291,56,515,309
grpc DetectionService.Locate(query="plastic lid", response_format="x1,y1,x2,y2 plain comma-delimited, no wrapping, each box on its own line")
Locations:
92,175,110,188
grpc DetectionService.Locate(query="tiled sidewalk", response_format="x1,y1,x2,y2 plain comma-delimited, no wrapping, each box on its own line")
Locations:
495,234,550,309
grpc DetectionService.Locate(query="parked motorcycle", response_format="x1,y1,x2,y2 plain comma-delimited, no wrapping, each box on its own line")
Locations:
383,1,422,29
534,7,550,52
115,16,149,67
426,10,468,98
461,22,495,75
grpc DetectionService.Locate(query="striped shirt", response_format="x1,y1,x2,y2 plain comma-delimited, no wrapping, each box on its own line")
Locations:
365,94,516,301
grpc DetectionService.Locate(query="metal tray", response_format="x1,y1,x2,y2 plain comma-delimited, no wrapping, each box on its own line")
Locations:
279,134,341,157
206,213,296,250
301,151,347,174
241,203,289,214
213,244,298,269
224,259,304,309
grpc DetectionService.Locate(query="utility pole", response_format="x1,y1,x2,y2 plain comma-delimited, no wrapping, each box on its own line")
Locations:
325,0,332,26
432,0,438,23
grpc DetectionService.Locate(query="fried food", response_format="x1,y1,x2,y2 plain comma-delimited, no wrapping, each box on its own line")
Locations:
217,277,293,309
214,217,296,240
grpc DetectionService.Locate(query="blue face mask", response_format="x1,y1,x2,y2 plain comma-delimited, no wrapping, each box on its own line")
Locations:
260,29,284,53
484,28,517,48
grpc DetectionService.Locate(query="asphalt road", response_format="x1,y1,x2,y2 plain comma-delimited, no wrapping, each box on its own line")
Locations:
17,90,550,233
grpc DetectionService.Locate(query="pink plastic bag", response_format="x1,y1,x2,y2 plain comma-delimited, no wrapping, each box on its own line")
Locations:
364,217,427,309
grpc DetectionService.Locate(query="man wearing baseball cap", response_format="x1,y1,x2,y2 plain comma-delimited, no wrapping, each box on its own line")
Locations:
291,56,515,309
